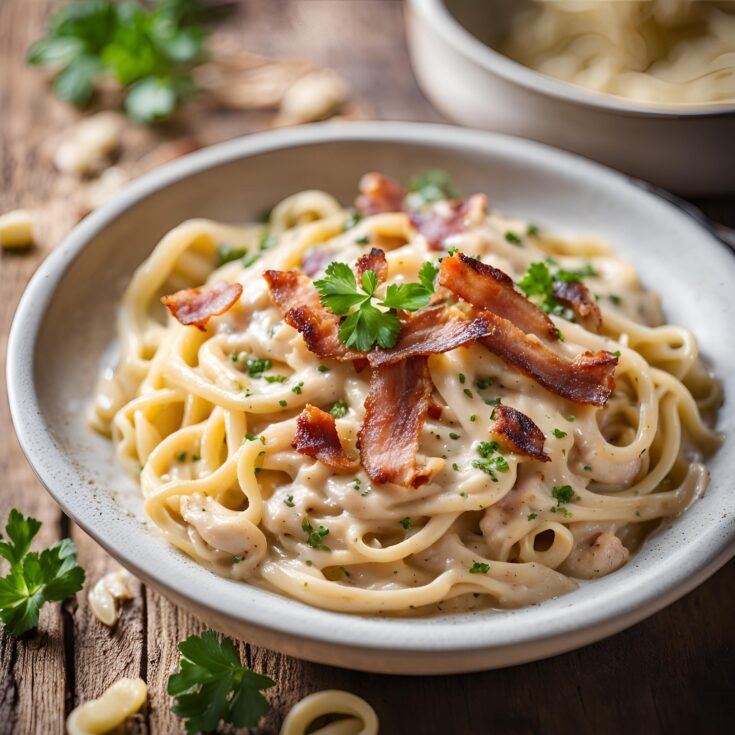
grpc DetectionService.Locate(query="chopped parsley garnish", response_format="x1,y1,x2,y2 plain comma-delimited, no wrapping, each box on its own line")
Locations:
246,358,272,377
0,509,85,637
459,373,466,384
291,381,304,394
192,454,200,462
217,244,247,266
469,561,490,574
355,235,370,245
278,400,287,408
263,375,287,383
583,465,592,472
449,432,460,440
526,224,539,236
283,495,295,508
476,377,495,390
168,630,274,734
302,519,330,550
341,209,363,231
518,262,575,321
552,428,567,439
329,400,348,418
317,365,330,373
452,463,460,471
244,434,265,444
472,441,509,481
483,397,502,408
406,169,461,208
550,485,579,516
609,294,622,305
177,451,187,462
314,261,438,351
613,350,621,358
470,414,477,422
259,230,276,251
463,389,473,399
504,231,522,246
241,252,261,269
527,513,538,521
400,517,412,530
230,354,240,362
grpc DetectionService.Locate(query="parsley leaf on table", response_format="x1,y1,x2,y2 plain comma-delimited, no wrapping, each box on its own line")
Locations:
27,0,207,123
0,509,85,637
168,629,275,734
314,259,438,351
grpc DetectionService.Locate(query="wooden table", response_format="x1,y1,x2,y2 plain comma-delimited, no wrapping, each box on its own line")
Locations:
1,2,733,732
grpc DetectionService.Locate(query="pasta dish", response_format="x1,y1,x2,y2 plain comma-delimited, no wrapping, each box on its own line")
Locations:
90,170,721,615
500,0,735,106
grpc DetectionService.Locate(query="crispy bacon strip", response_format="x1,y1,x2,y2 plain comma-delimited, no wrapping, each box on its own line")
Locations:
367,306,492,367
355,172,406,215
554,280,602,332
355,247,388,284
358,357,432,486
263,270,361,361
439,253,558,341
161,282,242,331
490,405,550,463
409,194,487,250
292,405,356,470
479,311,617,405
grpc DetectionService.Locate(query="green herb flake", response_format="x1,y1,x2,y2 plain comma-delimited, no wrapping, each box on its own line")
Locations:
302,519,330,550
400,517,412,530
355,235,370,245
284,495,295,508
470,414,477,422
263,374,287,383
176,451,187,462
552,428,567,439
463,388,473,399
217,244,247,266
406,169,461,208
278,400,287,408
527,513,538,521
526,224,539,236
469,561,490,574
291,381,304,394
246,358,272,377
329,400,348,419
449,432,461,440
317,365,330,373
504,231,522,246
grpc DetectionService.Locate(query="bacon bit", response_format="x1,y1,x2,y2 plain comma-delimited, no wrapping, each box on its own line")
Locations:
409,194,487,250
161,282,242,331
479,311,617,405
301,247,333,277
490,405,550,463
263,270,362,361
439,253,558,341
367,306,492,368
292,405,356,470
554,280,602,331
355,247,388,284
358,357,432,486
427,396,443,420
355,172,406,215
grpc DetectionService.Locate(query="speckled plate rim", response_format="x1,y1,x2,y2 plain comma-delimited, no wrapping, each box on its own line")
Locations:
409,0,735,118
7,122,735,674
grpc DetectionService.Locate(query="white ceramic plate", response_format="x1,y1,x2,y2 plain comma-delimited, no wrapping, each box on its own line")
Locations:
7,123,735,674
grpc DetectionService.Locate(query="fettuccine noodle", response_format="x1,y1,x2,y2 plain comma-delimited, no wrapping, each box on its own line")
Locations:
501,0,735,105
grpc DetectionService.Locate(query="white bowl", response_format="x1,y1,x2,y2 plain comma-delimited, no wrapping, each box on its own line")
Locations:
405,0,735,196
7,122,735,674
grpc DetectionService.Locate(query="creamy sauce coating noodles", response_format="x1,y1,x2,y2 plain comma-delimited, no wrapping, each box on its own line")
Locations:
90,177,721,615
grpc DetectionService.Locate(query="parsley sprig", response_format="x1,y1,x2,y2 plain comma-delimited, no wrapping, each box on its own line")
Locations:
27,0,208,123
406,169,461,209
314,261,439,351
518,261,597,321
471,441,509,482
168,629,275,734
0,509,85,637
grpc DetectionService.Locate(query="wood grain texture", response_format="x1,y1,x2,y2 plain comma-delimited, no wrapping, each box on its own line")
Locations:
0,1,733,734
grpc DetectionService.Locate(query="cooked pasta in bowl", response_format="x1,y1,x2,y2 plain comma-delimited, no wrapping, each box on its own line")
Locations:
7,123,735,672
